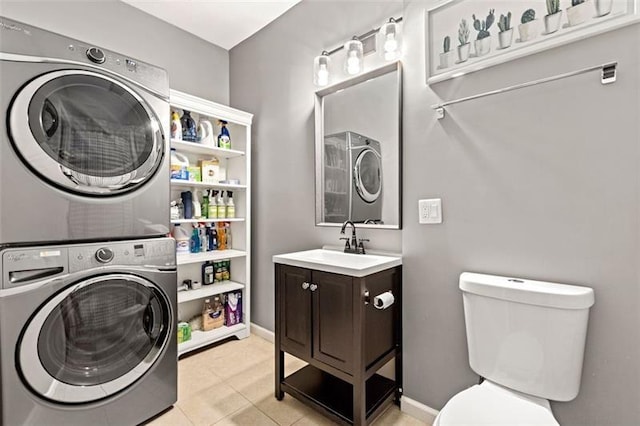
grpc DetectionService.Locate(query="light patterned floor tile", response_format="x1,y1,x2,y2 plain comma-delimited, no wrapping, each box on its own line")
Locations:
255,394,316,426
213,404,279,426
371,405,428,426
151,334,425,426
145,405,194,426
178,381,251,426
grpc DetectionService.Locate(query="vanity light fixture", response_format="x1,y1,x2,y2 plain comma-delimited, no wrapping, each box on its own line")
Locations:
344,37,364,75
378,18,401,61
312,16,403,87
313,51,331,87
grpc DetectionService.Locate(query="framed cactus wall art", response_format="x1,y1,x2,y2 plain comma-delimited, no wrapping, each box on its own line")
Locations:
425,0,639,83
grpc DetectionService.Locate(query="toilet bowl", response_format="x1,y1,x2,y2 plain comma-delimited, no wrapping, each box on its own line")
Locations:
433,272,594,426
433,381,558,426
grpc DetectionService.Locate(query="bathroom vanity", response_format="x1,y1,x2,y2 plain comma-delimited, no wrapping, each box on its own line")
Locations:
273,249,402,425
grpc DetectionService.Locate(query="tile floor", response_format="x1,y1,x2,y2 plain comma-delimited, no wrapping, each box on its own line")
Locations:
147,334,427,426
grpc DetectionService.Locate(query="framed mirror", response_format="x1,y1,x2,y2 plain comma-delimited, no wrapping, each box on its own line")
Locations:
315,61,402,229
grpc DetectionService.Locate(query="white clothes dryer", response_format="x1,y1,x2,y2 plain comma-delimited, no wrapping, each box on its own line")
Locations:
0,17,170,247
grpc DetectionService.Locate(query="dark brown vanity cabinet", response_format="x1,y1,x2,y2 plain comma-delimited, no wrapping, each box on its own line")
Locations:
275,263,402,426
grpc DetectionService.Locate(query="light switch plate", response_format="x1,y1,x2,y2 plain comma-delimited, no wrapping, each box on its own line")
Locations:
419,198,442,224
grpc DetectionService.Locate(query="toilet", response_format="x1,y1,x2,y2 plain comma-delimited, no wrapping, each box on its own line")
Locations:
434,272,595,425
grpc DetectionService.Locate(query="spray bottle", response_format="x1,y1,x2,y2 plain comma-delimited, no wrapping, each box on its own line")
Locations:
217,190,226,219
208,190,218,219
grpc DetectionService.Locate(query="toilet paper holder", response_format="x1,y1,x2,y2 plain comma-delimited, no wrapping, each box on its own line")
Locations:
364,290,395,310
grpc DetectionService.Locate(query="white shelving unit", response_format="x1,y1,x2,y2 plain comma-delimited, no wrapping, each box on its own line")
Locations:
170,89,252,357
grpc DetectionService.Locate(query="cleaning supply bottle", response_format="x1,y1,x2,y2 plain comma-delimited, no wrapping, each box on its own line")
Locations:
202,261,215,285
208,190,218,219
202,190,209,219
190,227,200,253
226,191,235,218
225,222,232,249
218,120,231,149
209,225,218,250
193,190,202,219
181,110,197,142
217,191,226,219
170,149,189,180
173,224,190,254
170,111,182,140
181,191,193,219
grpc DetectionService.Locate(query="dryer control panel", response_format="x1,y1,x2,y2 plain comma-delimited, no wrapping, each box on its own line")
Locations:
1,238,175,289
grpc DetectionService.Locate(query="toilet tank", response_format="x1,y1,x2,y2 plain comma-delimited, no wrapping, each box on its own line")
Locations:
459,272,594,402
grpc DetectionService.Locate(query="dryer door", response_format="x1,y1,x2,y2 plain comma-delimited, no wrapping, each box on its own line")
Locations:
353,148,382,203
8,70,164,195
18,273,172,404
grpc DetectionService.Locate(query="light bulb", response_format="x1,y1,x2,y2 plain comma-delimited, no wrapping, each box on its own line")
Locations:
346,51,361,75
317,64,329,86
384,33,398,53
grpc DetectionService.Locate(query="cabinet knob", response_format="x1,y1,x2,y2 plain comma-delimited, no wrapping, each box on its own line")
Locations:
301,282,310,290
309,284,318,292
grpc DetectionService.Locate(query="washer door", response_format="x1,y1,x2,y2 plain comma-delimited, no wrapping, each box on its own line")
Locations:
353,148,382,203
9,70,164,195
18,274,172,404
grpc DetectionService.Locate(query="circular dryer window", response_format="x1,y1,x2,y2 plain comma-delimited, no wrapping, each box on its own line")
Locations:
8,70,164,195
354,149,382,203
18,274,172,404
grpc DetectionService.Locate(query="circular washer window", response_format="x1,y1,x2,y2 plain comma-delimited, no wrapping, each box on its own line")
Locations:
18,274,171,403
9,70,164,195
354,149,382,203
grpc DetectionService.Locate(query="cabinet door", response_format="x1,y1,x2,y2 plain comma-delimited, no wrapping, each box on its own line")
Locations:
277,265,312,360
312,271,354,373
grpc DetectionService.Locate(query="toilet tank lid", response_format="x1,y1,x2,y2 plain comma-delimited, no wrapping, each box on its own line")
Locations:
459,272,594,309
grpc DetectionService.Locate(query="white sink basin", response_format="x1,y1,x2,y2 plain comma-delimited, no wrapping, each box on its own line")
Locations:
273,249,401,277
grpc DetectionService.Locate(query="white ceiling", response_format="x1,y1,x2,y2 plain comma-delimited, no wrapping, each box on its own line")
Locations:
122,0,302,50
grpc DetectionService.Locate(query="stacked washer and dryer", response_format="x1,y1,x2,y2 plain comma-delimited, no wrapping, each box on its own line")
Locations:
0,17,177,425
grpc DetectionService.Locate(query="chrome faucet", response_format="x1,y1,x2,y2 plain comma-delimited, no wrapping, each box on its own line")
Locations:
339,221,368,254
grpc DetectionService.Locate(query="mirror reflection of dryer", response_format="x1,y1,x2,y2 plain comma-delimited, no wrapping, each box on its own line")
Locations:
0,238,177,425
0,17,170,246
323,131,383,224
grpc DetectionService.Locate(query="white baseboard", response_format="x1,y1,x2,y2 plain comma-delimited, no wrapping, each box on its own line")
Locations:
401,396,439,425
250,322,274,342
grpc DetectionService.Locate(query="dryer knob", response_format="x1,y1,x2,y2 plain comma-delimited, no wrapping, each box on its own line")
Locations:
86,47,106,64
95,248,114,263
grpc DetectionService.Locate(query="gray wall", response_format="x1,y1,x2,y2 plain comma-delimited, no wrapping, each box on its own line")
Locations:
231,0,640,424
0,0,229,103
229,1,403,333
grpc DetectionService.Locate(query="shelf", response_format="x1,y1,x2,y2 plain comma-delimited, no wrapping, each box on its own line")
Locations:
178,280,245,303
170,179,247,190
176,249,246,265
171,218,245,224
281,365,396,424
171,139,245,158
178,323,247,356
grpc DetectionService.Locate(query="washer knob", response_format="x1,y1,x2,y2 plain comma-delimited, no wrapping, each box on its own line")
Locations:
95,248,114,263
86,47,106,64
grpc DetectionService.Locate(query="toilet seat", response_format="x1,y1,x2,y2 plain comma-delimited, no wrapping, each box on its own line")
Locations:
434,381,559,426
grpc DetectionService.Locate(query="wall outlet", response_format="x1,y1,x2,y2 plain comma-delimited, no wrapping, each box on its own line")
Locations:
418,199,442,224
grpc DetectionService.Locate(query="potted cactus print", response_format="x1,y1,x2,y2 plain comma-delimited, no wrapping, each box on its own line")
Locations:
497,12,514,49
594,0,613,17
518,8,539,42
473,9,495,57
544,0,563,34
457,19,471,63
439,36,455,68
567,0,591,26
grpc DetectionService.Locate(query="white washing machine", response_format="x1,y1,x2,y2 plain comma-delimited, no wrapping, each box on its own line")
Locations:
0,16,170,247
0,238,177,425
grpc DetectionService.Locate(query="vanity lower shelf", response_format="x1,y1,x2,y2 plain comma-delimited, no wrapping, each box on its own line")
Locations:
281,365,396,425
